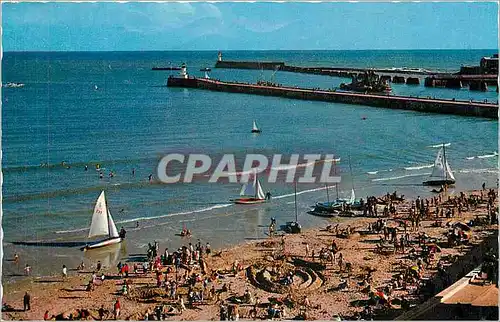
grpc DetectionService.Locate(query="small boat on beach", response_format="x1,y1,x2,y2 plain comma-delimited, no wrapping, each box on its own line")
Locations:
307,209,338,218
232,172,267,204
423,144,456,186
251,120,262,133
283,182,301,234
81,191,122,251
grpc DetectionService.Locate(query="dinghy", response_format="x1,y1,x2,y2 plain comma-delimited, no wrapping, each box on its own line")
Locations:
251,120,262,133
81,191,122,251
284,182,301,234
233,172,267,204
423,144,455,186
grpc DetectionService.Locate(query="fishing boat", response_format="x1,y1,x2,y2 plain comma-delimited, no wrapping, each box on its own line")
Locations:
423,144,456,186
251,120,262,133
233,172,267,204
81,191,122,251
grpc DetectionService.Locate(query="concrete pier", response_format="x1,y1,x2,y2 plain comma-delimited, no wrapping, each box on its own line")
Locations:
167,76,498,119
214,60,499,90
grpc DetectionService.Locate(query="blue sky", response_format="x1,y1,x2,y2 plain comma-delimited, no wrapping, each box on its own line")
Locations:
2,2,498,51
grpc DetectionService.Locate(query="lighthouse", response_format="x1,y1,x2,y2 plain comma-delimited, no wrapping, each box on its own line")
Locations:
218,51,222,62
180,63,188,79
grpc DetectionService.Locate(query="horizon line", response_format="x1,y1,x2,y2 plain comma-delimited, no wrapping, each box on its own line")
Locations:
4,48,498,53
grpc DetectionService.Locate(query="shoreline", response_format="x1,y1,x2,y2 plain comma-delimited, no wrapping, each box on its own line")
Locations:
2,188,498,320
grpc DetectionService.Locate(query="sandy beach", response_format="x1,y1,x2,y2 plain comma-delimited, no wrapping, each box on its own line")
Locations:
2,188,498,321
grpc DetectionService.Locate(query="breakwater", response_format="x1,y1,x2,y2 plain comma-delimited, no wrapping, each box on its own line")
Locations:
214,60,443,76
167,76,498,119
214,60,499,90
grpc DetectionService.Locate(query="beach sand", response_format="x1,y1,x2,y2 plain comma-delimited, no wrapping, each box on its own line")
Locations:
2,189,497,321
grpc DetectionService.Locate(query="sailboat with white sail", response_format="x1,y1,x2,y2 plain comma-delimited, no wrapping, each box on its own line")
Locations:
423,144,456,186
251,120,262,133
310,156,361,215
232,172,267,204
81,191,123,251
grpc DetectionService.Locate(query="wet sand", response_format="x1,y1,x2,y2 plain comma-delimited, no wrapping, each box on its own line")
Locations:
2,189,497,321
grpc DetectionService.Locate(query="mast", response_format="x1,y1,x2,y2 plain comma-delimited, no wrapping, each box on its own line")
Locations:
335,158,339,199
326,184,330,203
349,155,354,191
443,143,447,182
294,181,298,222
254,172,258,199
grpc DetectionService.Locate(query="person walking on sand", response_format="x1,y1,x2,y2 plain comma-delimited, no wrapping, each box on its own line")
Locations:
62,265,67,278
23,292,31,311
44,310,50,320
305,243,310,258
98,305,105,320
113,299,121,320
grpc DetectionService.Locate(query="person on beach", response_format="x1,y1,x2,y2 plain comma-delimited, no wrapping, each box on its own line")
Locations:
84,165,88,171
44,310,50,320
119,227,126,239
24,264,31,276
113,299,121,320
62,265,67,278
206,242,211,255
148,174,153,182
305,243,310,258
96,261,102,271
23,292,30,311
14,253,19,265
98,305,105,320
132,168,135,176
99,172,103,179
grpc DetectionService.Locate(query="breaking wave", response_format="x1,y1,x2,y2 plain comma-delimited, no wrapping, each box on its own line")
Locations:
372,172,431,182
404,164,434,171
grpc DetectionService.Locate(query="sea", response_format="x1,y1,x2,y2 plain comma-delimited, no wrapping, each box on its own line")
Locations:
2,50,498,281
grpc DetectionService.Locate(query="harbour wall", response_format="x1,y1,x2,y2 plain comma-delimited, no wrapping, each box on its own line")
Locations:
167,77,498,119
214,60,499,91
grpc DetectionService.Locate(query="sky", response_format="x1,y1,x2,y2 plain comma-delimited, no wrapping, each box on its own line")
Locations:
2,2,498,51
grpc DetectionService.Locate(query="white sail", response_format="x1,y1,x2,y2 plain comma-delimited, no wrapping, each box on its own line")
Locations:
239,172,265,199
88,191,110,238
107,209,120,238
444,159,456,181
240,173,257,196
348,188,355,204
252,120,259,131
256,180,266,200
428,147,454,180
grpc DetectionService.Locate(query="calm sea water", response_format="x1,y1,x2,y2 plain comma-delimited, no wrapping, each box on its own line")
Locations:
2,50,498,280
